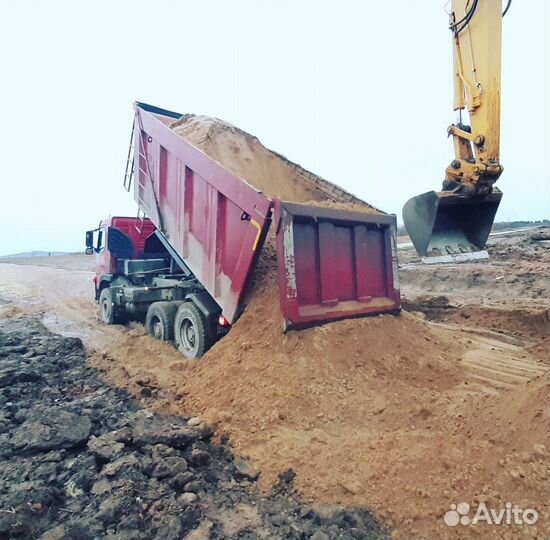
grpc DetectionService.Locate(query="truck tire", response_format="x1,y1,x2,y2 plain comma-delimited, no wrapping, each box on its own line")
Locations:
99,287,120,325
174,302,209,358
145,302,178,342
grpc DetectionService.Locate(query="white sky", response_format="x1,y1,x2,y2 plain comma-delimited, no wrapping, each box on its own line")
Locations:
0,0,548,255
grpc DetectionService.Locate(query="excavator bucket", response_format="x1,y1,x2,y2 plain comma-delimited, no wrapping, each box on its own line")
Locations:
402,188,502,263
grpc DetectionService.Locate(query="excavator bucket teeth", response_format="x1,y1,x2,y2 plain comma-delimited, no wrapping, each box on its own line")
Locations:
402,188,502,261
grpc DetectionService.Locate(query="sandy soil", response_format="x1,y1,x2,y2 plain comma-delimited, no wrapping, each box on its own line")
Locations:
0,228,547,540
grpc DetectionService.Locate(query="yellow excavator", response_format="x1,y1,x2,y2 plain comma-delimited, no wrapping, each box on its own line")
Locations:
403,0,511,262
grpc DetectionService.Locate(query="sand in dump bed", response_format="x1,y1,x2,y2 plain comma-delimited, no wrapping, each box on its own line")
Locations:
170,114,381,212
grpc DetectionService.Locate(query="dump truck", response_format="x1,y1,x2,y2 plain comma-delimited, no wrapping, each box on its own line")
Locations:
86,102,400,358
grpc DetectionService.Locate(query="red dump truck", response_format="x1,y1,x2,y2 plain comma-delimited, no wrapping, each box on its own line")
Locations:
86,102,400,357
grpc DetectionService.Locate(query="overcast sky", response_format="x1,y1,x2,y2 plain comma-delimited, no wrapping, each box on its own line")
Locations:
0,0,548,255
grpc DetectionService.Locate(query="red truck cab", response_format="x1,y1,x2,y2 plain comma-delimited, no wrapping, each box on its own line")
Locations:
86,216,156,300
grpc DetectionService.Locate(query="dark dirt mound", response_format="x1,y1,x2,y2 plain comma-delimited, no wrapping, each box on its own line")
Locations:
401,295,458,321
0,317,387,540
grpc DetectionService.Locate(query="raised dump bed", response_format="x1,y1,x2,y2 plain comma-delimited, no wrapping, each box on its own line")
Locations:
88,102,400,357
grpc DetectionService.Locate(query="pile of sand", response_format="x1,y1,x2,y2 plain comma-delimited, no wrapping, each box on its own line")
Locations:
170,114,380,210
92,258,548,539
91,239,549,540
92,286,548,539
83,210,550,540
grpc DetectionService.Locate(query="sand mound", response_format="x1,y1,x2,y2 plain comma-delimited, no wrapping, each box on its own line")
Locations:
91,246,468,537
93,297,548,539
175,245,461,430
170,114,380,210
90,234,549,539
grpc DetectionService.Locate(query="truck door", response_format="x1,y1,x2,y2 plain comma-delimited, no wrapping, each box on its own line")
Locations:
94,226,111,279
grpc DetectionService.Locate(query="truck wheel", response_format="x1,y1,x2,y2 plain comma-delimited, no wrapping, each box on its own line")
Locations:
99,287,119,324
145,302,178,342
174,303,209,358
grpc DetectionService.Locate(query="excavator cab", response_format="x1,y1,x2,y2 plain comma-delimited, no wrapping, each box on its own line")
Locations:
403,188,502,262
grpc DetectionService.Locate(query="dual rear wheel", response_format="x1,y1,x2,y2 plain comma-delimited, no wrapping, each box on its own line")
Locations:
145,301,179,341
145,301,209,358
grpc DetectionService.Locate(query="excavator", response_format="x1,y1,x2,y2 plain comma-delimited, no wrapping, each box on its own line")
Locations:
403,0,511,263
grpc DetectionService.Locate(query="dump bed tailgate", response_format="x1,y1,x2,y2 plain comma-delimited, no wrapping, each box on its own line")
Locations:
274,201,400,328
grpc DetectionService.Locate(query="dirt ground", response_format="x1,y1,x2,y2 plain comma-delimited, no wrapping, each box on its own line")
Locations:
0,228,548,540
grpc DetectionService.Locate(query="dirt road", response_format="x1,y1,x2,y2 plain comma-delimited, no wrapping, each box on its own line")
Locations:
0,230,548,540
0,257,114,347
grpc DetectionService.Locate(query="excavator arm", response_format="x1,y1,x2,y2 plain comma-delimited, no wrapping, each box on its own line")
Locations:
403,0,508,262
446,0,504,193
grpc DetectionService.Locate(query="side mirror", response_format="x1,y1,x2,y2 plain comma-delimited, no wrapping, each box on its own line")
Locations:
85,230,95,253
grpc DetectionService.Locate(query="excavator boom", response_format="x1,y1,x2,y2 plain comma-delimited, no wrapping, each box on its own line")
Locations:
403,0,507,261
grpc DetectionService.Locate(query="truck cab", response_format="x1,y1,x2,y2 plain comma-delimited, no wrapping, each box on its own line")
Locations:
85,217,228,358
86,216,158,299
